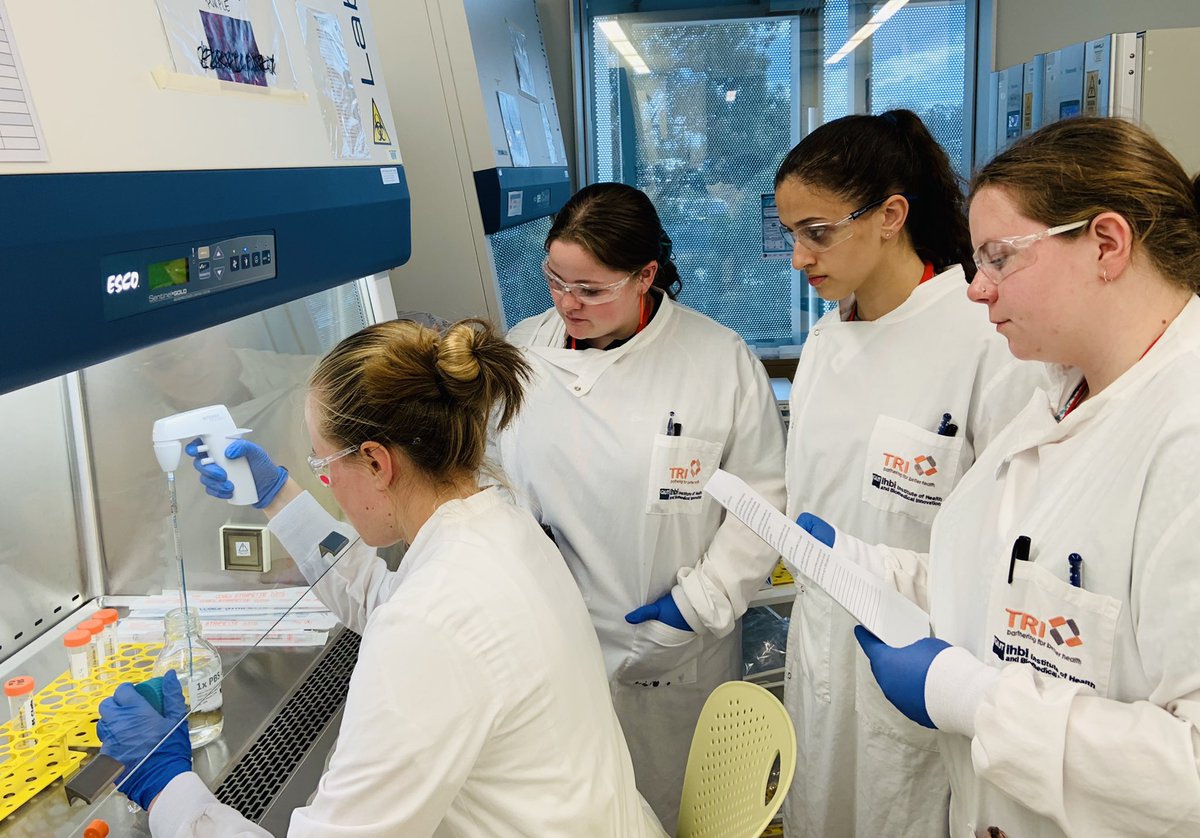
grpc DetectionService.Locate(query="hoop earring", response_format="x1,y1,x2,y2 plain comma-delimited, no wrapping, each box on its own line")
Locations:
1101,268,1110,283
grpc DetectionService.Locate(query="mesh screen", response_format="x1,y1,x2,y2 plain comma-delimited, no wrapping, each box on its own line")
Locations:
591,17,798,346
868,3,968,173
489,215,555,329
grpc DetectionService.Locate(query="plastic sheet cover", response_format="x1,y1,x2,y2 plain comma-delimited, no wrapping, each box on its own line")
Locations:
155,0,297,89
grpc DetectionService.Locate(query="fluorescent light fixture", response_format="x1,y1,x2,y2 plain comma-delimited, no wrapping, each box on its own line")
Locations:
597,17,651,75
825,0,909,66
725,89,738,103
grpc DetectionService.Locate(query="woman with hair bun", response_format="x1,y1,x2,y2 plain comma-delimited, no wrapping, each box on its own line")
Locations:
97,318,668,837
774,109,1047,837
491,182,787,830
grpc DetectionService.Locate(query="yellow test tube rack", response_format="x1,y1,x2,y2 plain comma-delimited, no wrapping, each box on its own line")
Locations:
0,642,160,823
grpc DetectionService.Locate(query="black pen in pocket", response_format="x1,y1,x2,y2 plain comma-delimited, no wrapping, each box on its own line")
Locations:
1007,535,1031,584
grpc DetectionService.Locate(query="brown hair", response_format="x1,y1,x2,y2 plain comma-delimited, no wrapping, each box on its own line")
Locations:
971,117,1200,293
546,182,683,298
774,109,974,278
309,318,530,482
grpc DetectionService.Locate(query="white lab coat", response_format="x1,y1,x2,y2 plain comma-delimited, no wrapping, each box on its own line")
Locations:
869,295,1200,837
783,265,1047,837
493,294,787,829
149,488,666,838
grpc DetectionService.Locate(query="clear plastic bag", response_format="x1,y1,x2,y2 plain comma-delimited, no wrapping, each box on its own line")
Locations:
742,606,788,677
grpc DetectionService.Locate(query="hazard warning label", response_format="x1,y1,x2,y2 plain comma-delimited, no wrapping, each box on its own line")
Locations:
372,99,392,145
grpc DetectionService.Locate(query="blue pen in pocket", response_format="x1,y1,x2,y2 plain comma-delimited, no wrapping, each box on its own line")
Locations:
1068,553,1083,588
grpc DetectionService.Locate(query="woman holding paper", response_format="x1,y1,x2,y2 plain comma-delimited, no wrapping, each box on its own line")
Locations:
96,318,666,837
814,117,1200,836
490,182,786,830
774,110,1045,837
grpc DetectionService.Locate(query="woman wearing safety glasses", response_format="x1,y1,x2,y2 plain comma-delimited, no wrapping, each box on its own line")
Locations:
97,318,668,837
774,110,1046,838
805,115,1200,838
490,182,786,830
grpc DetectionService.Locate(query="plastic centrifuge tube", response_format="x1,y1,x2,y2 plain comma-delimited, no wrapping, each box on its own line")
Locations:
64,629,93,681
5,676,36,736
95,608,120,659
77,618,106,669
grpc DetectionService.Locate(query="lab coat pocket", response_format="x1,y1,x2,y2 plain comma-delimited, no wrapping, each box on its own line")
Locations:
986,560,1121,697
614,620,702,686
861,415,966,525
645,435,723,515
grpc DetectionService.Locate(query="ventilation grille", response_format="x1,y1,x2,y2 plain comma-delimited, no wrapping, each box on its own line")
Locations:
213,628,361,820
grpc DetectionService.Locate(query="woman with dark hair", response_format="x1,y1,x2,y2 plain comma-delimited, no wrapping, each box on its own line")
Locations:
775,110,1046,837
491,182,786,830
814,115,1200,837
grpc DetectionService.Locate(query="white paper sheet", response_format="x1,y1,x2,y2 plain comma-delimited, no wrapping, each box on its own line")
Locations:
705,469,930,646
0,1,48,162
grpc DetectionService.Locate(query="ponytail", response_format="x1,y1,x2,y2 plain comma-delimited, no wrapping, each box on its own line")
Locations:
774,109,974,278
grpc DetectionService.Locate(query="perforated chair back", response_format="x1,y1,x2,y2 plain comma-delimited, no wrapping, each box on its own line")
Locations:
675,680,796,838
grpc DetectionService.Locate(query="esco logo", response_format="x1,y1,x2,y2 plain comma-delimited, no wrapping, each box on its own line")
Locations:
106,271,140,295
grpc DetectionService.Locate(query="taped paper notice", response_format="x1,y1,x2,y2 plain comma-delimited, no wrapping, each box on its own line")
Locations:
705,469,930,646
155,0,297,89
0,1,49,162
296,4,367,159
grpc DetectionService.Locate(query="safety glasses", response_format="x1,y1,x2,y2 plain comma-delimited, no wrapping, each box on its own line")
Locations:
307,444,360,486
780,196,890,253
972,220,1089,283
542,258,643,305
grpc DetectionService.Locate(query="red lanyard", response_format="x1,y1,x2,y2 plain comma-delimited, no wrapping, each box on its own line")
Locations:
848,262,936,323
1058,330,1166,421
568,292,653,350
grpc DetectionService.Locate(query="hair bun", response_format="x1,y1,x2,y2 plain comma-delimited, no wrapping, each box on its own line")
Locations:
436,322,482,384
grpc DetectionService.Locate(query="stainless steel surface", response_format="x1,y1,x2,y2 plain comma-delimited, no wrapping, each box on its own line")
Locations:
217,629,360,825
0,619,344,837
64,374,105,609
0,378,88,664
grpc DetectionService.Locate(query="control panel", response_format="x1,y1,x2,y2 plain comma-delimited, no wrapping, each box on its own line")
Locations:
100,232,277,321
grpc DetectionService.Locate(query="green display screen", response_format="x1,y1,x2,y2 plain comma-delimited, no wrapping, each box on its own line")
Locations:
147,257,189,291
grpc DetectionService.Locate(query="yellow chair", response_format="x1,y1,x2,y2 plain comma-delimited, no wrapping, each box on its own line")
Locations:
675,681,796,838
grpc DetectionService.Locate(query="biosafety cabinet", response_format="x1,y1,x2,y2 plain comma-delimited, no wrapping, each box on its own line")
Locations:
977,27,1200,172
0,0,412,833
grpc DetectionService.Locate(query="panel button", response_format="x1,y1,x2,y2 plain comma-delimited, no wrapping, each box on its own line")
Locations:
262,250,272,265
240,254,251,269
230,257,240,272
251,252,261,267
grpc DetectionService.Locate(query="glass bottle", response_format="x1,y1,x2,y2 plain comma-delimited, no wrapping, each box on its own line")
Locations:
153,607,223,749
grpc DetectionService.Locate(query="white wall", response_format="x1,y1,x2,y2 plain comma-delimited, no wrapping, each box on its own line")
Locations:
995,0,1200,69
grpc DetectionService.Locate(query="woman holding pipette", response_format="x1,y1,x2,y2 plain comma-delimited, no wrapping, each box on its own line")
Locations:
774,110,1046,837
97,318,666,837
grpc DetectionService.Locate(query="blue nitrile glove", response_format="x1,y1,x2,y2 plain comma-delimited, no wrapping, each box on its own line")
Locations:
625,590,693,631
796,512,836,548
97,670,193,810
186,437,288,509
854,625,950,729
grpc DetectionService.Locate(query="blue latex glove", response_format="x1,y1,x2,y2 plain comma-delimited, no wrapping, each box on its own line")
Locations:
186,437,288,509
97,670,193,810
854,625,950,729
796,512,836,548
625,590,693,631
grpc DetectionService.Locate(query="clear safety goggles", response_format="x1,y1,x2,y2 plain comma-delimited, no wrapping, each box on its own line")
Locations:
542,258,643,305
780,196,890,253
972,220,1089,284
307,444,360,486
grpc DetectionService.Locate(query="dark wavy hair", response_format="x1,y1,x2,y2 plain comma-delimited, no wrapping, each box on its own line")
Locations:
775,109,973,278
